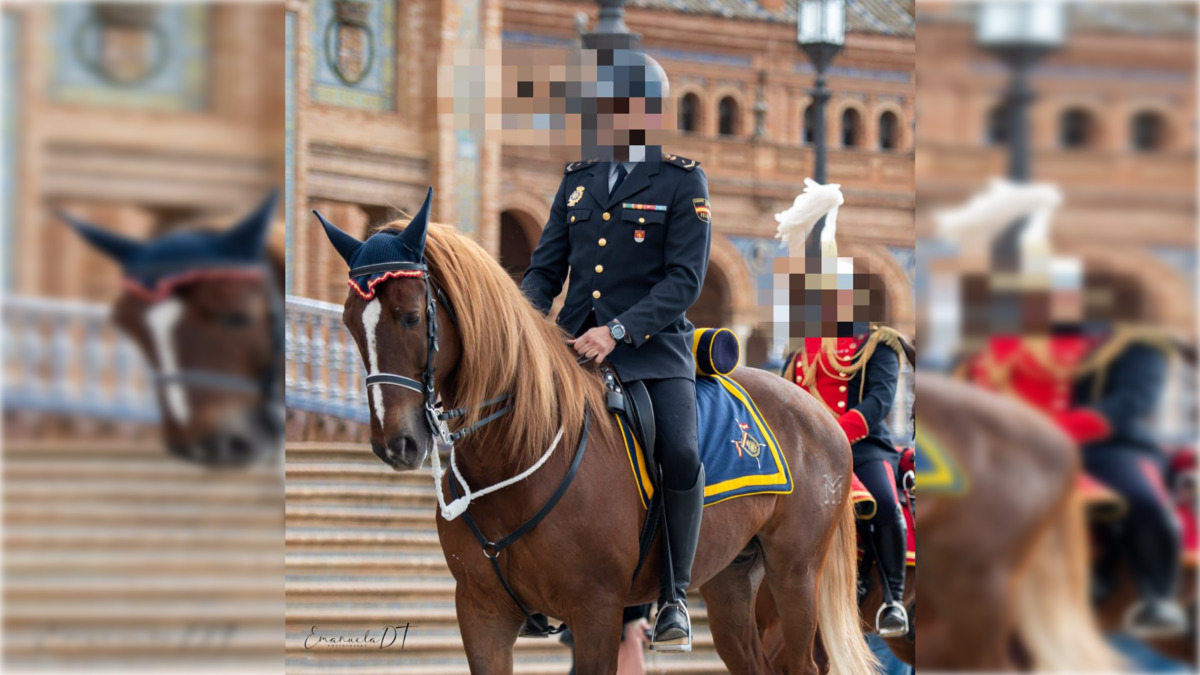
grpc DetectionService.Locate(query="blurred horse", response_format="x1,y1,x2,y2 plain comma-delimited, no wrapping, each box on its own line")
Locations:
914,372,1122,671
61,192,284,466
318,206,878,675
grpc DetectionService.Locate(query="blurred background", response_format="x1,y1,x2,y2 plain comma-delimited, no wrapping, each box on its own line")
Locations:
2,2,285,672
915,2,1197,672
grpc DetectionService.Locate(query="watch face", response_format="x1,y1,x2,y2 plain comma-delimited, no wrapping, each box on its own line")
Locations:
611,323,625,339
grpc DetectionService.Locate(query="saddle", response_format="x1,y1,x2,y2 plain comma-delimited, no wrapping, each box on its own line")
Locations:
601,366,658,489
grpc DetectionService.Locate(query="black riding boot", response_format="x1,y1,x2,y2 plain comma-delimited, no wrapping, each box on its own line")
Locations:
651,465,704,652
1125,504,1186,637
870,504,909,638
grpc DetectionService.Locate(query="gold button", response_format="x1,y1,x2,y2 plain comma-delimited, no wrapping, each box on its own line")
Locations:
638,217,645,224
602,212,611,221
644,334,650,340
598,238,607,247
592,290,601,299
837,401,846,408
595,265,604,273
839,385,846,392
570,215,576,223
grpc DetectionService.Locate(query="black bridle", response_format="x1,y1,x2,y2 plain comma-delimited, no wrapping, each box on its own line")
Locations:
349,261,512,444
139,265,286,434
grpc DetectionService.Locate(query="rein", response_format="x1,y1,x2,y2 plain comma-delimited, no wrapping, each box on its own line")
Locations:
350,259,592,637
349,260,512,445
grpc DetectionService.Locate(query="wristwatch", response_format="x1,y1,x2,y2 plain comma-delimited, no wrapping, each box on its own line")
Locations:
607,319,631,344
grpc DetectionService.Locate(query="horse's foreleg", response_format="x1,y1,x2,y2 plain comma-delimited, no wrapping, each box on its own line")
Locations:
455,586,524,675
700,543,776,673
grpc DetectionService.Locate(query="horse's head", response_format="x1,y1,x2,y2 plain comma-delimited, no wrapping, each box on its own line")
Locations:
316,189,460,471
62,191,283,466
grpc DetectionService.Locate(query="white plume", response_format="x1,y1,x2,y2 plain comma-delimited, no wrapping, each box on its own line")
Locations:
775,178,844,248
935,178,1063,250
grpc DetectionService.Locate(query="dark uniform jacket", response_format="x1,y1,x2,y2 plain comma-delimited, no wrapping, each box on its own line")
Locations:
783,326,906,465
1074,328,1173,458
521,154,712,382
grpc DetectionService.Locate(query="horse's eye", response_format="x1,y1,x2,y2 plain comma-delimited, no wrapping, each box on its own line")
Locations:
219,312,252,329
400,312,421,328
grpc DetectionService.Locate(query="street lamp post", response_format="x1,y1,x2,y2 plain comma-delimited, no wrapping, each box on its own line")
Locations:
976,1,1066,182
797,0,845,185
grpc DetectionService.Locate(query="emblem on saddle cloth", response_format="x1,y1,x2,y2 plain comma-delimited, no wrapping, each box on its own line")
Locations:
732,420,764,467
619,374,793,509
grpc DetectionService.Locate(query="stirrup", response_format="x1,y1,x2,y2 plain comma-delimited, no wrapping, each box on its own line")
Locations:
875,601,909,638
649,601,692,653
1123,600,1187,639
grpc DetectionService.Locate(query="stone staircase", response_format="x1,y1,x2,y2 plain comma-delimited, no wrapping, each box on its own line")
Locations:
285,441,730,674
3,439,284,671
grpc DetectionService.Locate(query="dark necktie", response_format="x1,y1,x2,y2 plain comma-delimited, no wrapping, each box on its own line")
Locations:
610,163,628,196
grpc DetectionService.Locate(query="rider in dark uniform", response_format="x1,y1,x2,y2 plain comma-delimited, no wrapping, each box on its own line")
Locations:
1077,273,1186,636
776,181,910,637
520,50,711,652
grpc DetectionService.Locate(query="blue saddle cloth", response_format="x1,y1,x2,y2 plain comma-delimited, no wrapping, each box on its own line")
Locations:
617,373,794,508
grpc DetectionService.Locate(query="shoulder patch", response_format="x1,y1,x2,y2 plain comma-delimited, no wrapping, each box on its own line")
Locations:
564,159,597,175
662,153,700,171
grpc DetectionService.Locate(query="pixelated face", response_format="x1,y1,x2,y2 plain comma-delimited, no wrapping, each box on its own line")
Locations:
770,256,886,338
440,47,671,161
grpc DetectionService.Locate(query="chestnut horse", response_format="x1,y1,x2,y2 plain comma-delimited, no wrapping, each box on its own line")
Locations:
327,218,877,674
912,373,1121,671
62,193,284,466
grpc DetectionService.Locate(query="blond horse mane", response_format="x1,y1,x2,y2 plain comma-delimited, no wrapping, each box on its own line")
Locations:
378,220,611,467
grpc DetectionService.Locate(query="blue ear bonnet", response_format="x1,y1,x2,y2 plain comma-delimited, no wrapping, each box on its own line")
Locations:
61,189,278,297
313,187,433,300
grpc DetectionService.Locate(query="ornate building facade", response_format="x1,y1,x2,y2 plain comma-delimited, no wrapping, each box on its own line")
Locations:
285,0,916,368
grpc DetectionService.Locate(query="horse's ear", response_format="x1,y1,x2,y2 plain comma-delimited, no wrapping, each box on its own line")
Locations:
313,209,363,265
58,211,144,267
397,187,433,259
222,188,278,259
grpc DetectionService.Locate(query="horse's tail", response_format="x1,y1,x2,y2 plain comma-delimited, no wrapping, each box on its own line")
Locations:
818,499,879,675
1012,494,1125,672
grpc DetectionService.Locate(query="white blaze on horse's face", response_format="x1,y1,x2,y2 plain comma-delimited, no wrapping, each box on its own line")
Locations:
361,298,386,428
146,297,189,425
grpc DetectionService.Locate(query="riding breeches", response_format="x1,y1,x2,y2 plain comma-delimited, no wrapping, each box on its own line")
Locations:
1086,451,1181,601
643,377,702,491
855,458,908,602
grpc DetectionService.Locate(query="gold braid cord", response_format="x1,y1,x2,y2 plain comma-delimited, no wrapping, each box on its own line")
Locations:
1077,324,1178,401
793,325,908,416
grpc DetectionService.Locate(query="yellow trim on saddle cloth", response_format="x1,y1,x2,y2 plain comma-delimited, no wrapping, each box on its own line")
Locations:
616,374,794,510
913,424,969,495
851,487,877,520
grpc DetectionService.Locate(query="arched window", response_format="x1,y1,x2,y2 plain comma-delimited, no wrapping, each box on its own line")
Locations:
841,108,861,148
1131,110,1166,152
678,93,700,134
802,104,815,145
878,111,899,150
1060,107,1096,149
986,104,1009,145
718,96,740,137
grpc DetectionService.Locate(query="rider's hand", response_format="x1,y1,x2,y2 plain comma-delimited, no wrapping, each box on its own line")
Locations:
568,326,617,363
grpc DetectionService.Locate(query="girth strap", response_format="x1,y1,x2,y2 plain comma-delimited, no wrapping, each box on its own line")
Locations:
450,410,591,634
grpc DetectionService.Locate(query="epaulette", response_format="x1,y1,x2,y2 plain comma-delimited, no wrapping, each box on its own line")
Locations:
564,159,597,175
869,324,911,363
662,153,700,171
1079,324,1178,376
